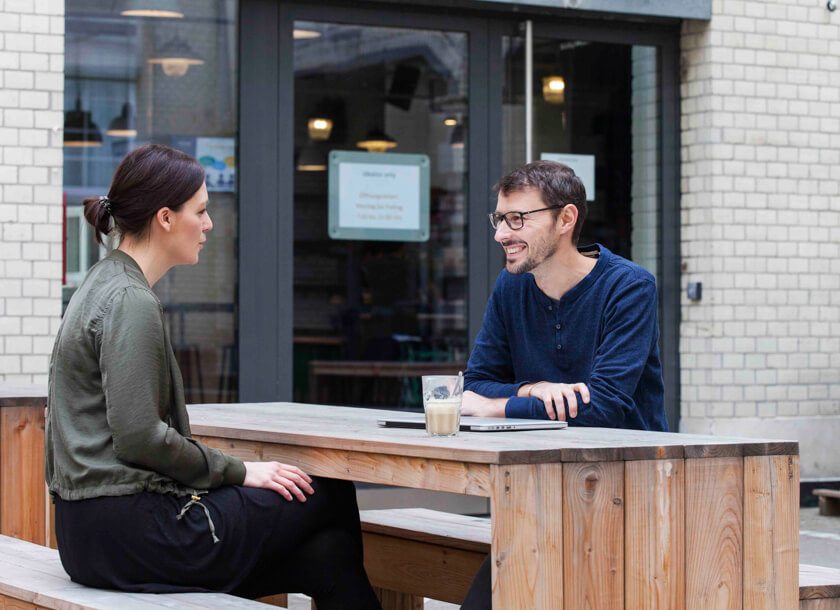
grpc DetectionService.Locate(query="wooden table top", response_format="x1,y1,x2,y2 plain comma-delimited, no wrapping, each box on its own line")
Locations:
0,384,47,408
188,402,798,465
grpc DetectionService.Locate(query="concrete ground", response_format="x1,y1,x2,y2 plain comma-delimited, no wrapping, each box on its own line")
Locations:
286,507,840,609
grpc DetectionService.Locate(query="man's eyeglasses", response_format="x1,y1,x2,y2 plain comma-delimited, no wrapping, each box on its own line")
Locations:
488,206,563,230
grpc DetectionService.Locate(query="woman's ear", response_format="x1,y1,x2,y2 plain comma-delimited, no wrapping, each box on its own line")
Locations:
155,207,173,232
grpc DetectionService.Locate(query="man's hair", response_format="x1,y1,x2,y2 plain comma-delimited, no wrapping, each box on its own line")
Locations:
494,160,588,244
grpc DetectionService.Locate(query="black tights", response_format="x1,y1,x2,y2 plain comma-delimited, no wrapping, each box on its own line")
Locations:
461,555,492,610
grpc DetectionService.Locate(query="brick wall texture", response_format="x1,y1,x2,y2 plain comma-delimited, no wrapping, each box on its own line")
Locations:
0,0,64,384
679,0,840,437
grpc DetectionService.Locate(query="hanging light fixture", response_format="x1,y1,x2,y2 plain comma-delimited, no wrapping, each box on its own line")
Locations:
307,117,333,141
293,29,321,40
449,123,465,149
443,116,458,126
106,102,138,138
356,128,397,153
296,143,328,172
64,95,103,147
148,33,204,77
542,75,566,105
121,0,183,18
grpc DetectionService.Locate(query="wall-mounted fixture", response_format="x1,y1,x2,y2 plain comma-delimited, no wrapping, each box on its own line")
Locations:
64,96,103,147
307,117,333,141
106,102,137,138
542,75,566,104
148,34,204,77
687,282,702,302
121,0,183,18
828,0,837,11
357,128,397,153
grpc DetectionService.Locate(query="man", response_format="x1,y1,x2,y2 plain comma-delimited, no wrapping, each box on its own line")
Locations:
459,160,667,610
461,160,667,430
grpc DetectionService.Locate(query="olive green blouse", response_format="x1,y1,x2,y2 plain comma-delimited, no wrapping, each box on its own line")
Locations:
46,249,245,501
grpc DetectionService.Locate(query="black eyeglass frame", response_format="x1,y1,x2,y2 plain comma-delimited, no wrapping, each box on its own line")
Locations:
488,205,565,230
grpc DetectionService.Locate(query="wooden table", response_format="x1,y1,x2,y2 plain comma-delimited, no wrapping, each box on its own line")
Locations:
190,402,800,609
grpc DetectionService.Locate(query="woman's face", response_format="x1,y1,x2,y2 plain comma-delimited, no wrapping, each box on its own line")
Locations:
169,183,212,265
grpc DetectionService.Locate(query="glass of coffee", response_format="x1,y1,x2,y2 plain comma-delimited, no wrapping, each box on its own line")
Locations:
421,375,463,437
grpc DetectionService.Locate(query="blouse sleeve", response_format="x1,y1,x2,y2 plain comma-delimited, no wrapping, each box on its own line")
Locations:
99,287,245,488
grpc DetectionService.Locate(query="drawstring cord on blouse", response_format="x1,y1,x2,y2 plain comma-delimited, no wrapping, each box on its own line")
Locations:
176,494,220,544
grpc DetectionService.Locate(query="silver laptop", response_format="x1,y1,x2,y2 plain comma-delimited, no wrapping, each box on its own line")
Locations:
377,414,568,432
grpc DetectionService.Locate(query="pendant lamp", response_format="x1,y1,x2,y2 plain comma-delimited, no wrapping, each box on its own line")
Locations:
121,0,183,18
356,128,397,153
64,96,103,147
106,102,138,138
148,33,204,77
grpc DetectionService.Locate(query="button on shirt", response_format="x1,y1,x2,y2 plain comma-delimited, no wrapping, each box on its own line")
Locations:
464,244,667,431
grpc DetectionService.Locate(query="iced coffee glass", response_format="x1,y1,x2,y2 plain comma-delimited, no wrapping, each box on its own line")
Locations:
421,375,462,437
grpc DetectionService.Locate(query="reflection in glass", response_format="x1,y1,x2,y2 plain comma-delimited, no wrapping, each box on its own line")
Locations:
502,37,659,274
293,22,469,408
63,0,239,402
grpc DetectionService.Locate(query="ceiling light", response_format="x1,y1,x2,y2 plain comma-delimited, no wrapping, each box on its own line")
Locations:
307,117,333,141
357,128,397,153
64,96,103,148
121,0,183,18
106,102,138,138
443,116,458,126
294,29,321,40
148,34,204,77
542,75,566,105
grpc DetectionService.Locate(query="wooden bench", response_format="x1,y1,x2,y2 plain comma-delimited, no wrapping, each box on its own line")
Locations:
360,508,840,610
800,564,840,609
814,488,840,516
0,534,281,610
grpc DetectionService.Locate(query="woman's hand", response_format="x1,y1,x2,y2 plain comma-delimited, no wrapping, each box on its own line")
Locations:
243,461,315,502
526,382,590,420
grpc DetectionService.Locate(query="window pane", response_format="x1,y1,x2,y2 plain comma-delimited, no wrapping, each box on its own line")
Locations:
293,22,469,408
63,0,239,402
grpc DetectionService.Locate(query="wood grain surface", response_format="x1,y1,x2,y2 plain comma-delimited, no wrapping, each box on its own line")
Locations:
562,461,624,610
685,457,744,610
187,402,797,464
0,407,46,545
744,455,799,610
625,459,685,610
491,463,563,609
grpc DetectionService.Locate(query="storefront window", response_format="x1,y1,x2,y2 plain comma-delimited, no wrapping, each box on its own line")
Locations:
63,0,239,402
292,22,469,407
503,36,660,275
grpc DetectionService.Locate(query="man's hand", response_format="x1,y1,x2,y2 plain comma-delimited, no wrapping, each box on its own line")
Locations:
523,382,590,420
243,461,315,502
460,390,507,417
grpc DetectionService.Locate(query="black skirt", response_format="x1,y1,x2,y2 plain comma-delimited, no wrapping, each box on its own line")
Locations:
54,478,379,607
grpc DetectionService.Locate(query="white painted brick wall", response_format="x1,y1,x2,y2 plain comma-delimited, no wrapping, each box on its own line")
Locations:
0,0,64,384
679,0,840,477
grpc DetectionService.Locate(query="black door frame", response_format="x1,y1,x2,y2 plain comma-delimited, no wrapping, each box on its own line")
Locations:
238,0,681,431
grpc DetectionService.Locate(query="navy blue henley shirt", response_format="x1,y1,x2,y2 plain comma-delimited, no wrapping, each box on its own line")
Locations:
464,244,667,431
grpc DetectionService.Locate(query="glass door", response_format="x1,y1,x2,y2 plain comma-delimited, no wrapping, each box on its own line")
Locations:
502,32,660,275
292,21,470,408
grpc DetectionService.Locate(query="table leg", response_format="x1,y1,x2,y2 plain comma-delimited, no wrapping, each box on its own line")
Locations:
743,454,799,610
490,463,563,609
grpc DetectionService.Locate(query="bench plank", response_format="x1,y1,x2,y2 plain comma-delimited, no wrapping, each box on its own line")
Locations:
0,535,275,609
800,564,840,601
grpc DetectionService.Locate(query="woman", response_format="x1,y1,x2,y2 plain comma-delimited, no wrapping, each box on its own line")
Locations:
46,144,381,609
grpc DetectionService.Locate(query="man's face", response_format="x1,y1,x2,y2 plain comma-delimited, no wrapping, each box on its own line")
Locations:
493,189,560,275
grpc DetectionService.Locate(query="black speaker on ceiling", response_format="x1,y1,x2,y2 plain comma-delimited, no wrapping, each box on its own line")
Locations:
386,63,421,111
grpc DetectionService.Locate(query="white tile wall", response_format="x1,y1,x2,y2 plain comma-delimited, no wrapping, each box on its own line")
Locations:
679,0,840,476
0,0,63,384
